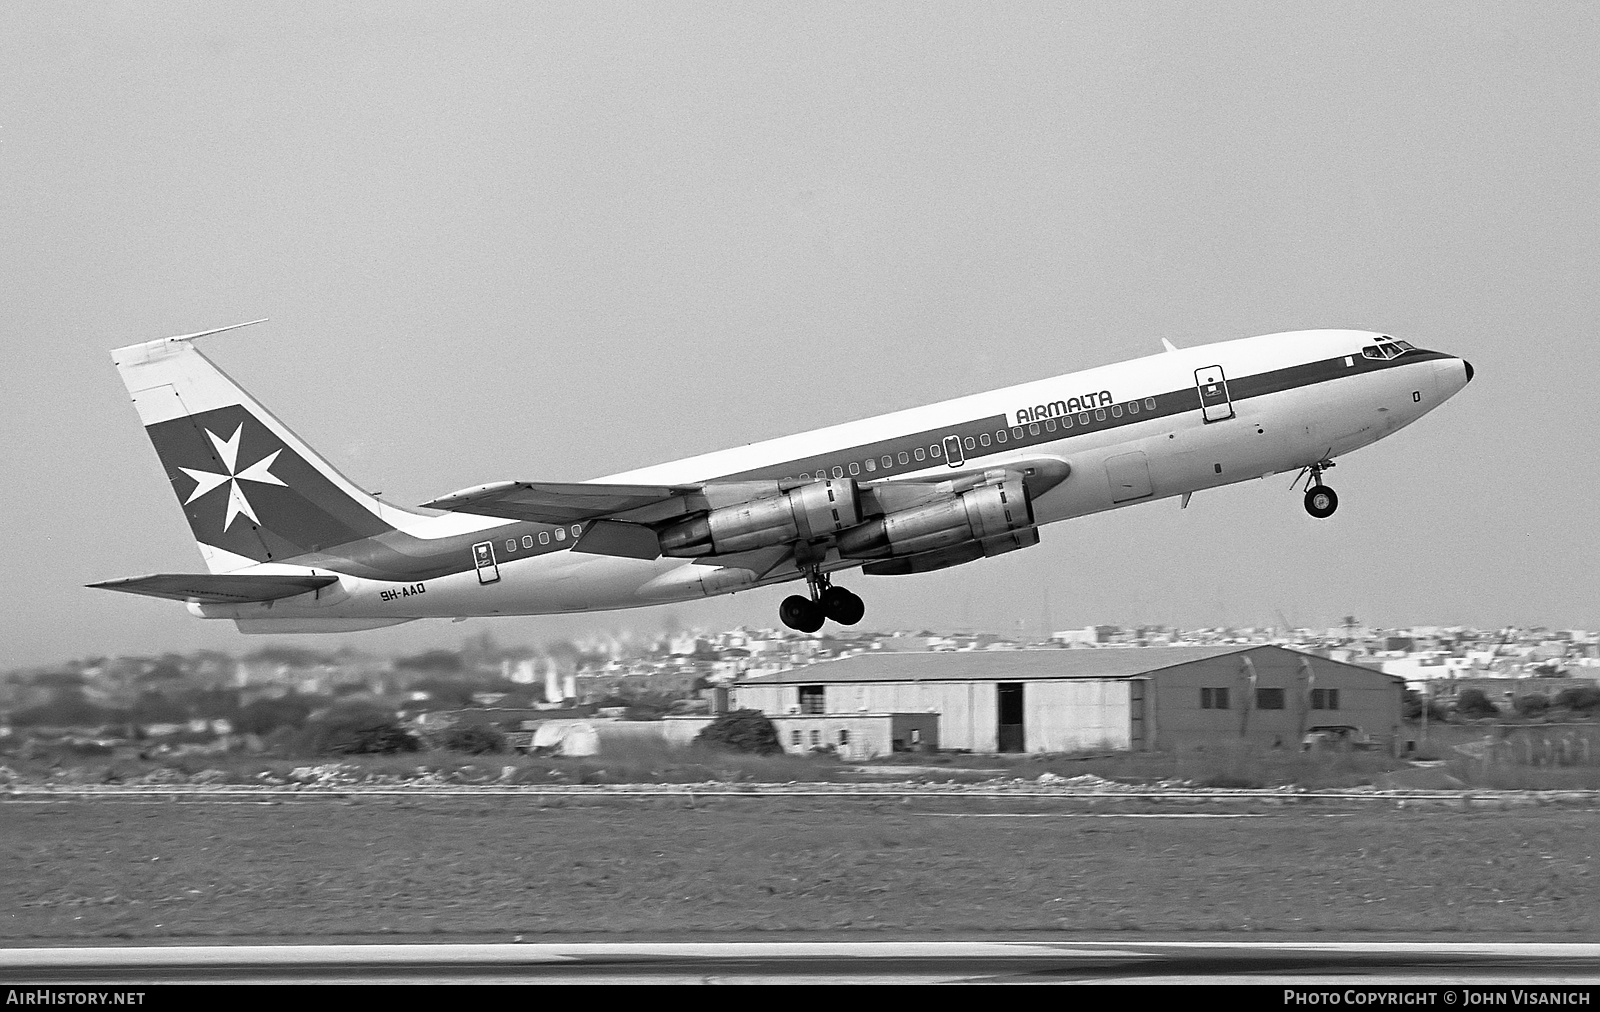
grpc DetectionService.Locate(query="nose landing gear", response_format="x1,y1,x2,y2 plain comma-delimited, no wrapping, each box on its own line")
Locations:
779,551,865,632
1297,458,1339,519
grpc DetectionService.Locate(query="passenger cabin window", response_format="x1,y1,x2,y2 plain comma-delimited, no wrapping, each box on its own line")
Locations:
554,528,565,541
1128,401,1138,414
522,535,535,549
882,455,893,468
1028,423,1040,436
979,433,991,447
964,437,975,450
1111,404,1122,418
849,462,860,475
864,459,875,472
994,430,1005,443
832,466,844,478
507,539,516,552
1045,418,1057,431
898,452,909,464
539,532,550,545
914,448,926,461
1144,397,1156,410
1012,426,1024,439
1094,408,1106,421
1077,411,1089,424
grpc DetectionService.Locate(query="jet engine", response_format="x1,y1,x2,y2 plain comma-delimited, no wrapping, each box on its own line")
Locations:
658,479,861,557
835,476,1033,559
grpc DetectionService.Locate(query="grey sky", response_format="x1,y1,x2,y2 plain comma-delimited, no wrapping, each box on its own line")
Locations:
2,3,1596,667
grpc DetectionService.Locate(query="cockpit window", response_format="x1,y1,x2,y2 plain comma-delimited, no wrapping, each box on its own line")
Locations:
1361,340,1414,361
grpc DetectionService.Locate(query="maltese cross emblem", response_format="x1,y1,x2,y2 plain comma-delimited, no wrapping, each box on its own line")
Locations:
179,424,286,531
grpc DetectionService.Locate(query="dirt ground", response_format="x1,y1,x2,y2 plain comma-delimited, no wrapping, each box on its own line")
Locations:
3,794,1596,941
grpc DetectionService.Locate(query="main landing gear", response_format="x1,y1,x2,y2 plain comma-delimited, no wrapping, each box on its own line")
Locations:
1300,458,1339,519
779,563,865,634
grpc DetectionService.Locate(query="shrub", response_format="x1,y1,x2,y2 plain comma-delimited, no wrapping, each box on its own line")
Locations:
306,703,419,756
1514,693,1550,718
1456,688,1500,718
693,709,783,756
438,724,506,755
1554,686,1600,712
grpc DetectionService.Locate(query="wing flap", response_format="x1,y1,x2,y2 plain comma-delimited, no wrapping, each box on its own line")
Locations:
89,573,340,604
421,481,697,524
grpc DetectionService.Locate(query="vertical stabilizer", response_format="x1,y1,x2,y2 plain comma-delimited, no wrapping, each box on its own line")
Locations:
111,323,417,573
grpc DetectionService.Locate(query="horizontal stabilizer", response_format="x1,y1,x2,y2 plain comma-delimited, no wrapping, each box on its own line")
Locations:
89,573,339,604
422,481,696,524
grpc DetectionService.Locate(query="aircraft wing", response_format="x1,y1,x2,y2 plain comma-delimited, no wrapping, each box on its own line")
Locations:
420,480,699,524
89,573,340,604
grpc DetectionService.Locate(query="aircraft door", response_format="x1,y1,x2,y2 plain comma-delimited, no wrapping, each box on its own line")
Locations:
471,541,501,585
942,434,965,468
1195,366,1235,422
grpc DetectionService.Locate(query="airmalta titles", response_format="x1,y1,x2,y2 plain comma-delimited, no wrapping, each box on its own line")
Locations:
1014,390,1114,425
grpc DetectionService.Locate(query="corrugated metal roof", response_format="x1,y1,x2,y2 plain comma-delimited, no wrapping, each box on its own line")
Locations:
739,645,1245,684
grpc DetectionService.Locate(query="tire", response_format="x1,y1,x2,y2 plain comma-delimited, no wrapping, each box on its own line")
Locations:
820,586,865,626
1304,485,1339,519
779,594,825,633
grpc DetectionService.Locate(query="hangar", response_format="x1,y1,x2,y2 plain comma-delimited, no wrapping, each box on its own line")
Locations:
733,644,1405,754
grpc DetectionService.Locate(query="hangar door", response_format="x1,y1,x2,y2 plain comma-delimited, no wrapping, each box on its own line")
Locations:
997,683,1024,753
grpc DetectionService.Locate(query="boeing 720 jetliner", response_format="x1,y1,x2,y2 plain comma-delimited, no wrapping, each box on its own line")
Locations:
93,324,1472,634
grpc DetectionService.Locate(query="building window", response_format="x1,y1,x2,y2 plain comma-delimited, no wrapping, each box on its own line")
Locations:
791,730,802,746
1256,687,1286,710
910,728,921,744
839,729,850,746
799,685,825,714
809,729,820,746
1311,688,1340,710
1201,687,1230,710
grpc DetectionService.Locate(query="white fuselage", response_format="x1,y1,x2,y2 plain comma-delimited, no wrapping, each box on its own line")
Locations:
195,329,1471,629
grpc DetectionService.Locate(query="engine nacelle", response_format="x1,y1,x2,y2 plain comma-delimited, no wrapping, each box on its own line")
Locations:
658,479,861,557
836,477,1033,559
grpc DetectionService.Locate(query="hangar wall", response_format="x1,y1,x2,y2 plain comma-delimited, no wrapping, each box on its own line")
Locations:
734,678,1134,753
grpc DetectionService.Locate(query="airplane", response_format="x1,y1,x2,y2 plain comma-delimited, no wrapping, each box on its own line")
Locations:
92,323,1472,634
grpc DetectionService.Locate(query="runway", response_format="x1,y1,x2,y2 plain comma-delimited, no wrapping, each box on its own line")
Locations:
3,941,1599,984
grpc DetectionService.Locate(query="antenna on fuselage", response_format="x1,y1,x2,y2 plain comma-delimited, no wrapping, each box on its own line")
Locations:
1161,338,1180,353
